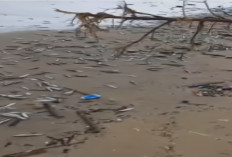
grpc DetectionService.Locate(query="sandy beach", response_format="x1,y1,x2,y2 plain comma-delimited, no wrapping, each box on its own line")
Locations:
1,20,232,157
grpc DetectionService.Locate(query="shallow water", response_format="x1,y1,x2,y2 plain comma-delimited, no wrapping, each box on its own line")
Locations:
0,0,231,32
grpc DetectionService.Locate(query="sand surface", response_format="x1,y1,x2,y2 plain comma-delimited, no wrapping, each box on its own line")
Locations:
1,23,232,157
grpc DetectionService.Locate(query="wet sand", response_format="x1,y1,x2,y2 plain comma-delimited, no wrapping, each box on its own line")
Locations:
1,23,232,157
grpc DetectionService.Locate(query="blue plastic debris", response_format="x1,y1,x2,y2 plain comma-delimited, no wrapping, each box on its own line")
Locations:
81,94,101,100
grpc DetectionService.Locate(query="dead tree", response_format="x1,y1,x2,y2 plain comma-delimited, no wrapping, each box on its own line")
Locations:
55,1,232,56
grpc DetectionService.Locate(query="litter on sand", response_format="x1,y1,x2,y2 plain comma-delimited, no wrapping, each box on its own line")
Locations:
81,94,101,100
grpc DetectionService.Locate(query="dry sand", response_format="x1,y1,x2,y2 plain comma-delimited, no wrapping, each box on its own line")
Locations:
1,23,232,157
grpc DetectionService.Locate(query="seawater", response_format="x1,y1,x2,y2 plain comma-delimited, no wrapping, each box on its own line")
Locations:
0,0,231,32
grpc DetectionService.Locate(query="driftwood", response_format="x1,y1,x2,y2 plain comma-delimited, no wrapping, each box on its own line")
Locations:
55,1,232,55
2,139,86,157
43,103,64,118
76,110,100,133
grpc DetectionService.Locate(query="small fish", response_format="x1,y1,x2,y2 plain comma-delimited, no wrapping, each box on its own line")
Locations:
13,133,43,137
21,86,30,90
0,112,29,120
128,75,137,78
0,94,27,99
28,78,39,81
19,74,30,78
100,69,120,74
64,74,72,78
46,87,53,92
21,112,29,118
105,84,118,89
36,97,60,103
8,95,27,99
42,81,58,87
46,87,62,92
0,119,11,125
64,90,75,95
2,80,22,86
0,103,16,110
44,75,54,80
129,81,136,85
118,107,134,112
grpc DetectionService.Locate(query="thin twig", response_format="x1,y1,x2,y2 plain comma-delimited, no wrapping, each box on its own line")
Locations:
203,0,224,19
190,21,204,46
207,22,216,34
182,0,187,18
116,21,172,55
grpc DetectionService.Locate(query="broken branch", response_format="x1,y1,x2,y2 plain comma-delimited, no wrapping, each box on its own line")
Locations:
76,110,100,133
55,1,232,55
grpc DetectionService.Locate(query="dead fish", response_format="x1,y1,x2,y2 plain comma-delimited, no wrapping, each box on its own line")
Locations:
41,81,58,87
129,81,137,85
147,67,163,71
0,94,27,99
29,67,40,70
19,74,30,78
162,63,184,67
34,48,46,52
64,90,75,95
64,74,72,78
45,87,53,92
28,78,39,81
2,80,22,86
65,69,80,73
118,107,134,112
105,84,118,89
44,75,54,80
21,112,29,118
97,62,115,67
13,133,43,137
36,82,43,87
128,75,137,78
45,87,63,92
0,112,29,120
36,97,61,103
25,92,32,96
82,66,96,69
7,95,27,99
0,118,11,125
21,86,30,90
0,103,16,110
100,69,120,74
74,74,88,77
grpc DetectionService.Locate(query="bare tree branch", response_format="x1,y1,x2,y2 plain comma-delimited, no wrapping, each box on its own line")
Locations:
55,1,232,56
203,0,225,19
207,22,216,34
191,21,204,46
182,0,187,18
115,21,172,56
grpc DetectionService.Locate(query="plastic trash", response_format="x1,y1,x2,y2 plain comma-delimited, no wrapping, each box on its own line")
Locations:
81,94,101,100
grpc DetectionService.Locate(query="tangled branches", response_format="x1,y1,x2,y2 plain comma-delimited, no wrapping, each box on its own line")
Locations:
55,1,232,56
